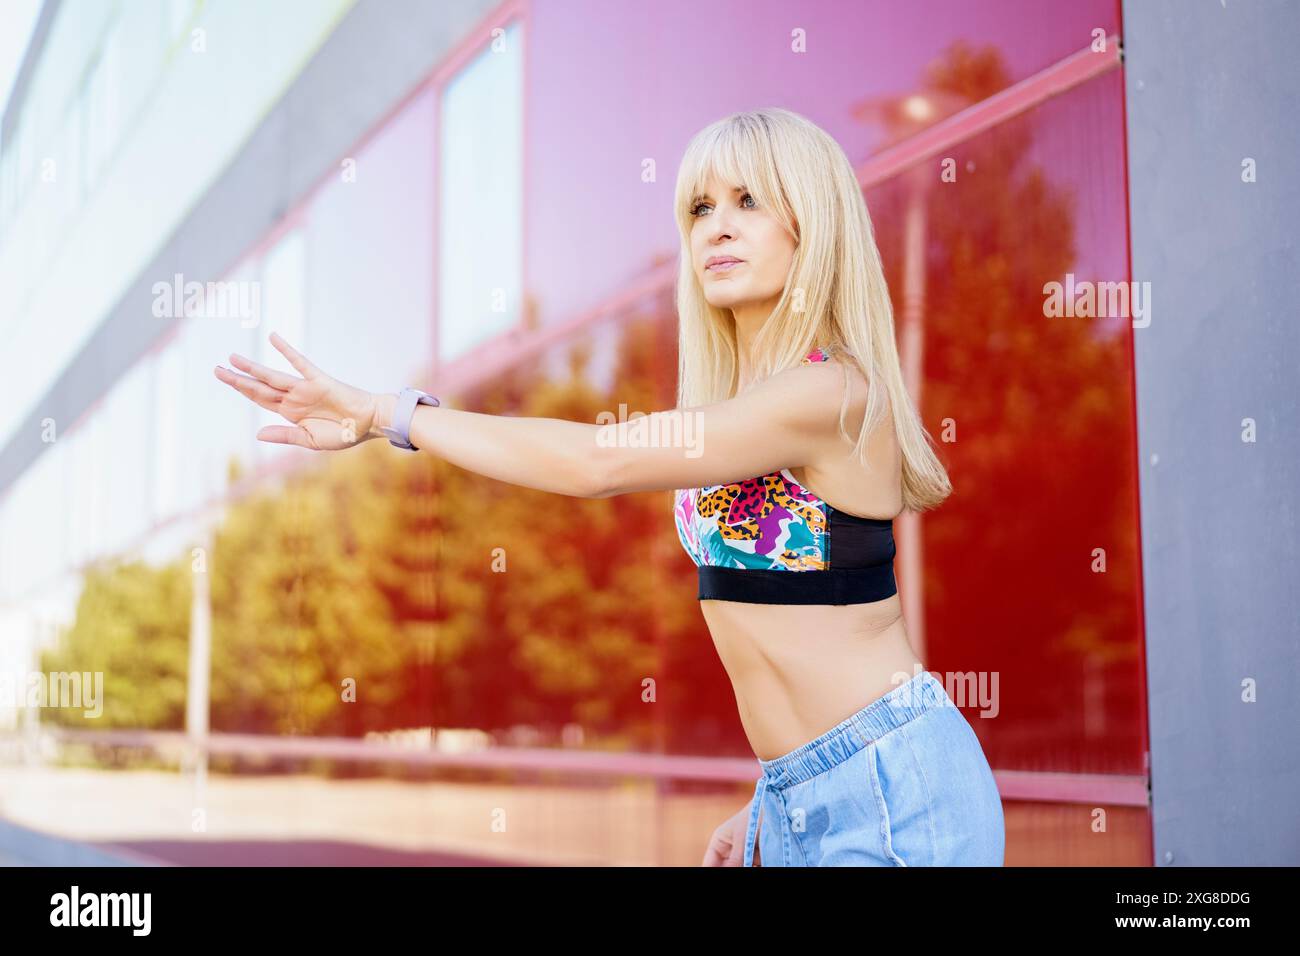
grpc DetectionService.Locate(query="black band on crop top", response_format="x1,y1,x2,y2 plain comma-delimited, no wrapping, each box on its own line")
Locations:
695,508,897,605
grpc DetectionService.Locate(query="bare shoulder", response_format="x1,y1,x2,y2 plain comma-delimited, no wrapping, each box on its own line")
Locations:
816,352,879,420
770,355,857,409
761,356,873,444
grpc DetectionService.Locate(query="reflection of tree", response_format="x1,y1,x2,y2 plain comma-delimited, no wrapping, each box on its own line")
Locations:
440,298,708,750
41,297,740,755
867,43,1142,768
923,39,1011,104
41,560,191,730
207,469,405,737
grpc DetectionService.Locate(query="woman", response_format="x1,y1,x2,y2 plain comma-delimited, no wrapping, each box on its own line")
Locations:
214,107,1005,867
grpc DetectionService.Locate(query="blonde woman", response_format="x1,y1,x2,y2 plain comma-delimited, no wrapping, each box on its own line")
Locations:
215,107,1004,867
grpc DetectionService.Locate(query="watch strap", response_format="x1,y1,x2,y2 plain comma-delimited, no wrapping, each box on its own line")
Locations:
380,387,440,450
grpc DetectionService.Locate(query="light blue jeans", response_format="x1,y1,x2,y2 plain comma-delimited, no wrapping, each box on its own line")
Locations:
743,669,1005,866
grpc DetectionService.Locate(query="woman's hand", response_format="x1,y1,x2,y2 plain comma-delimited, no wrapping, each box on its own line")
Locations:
214,333,391,451
701,803,757,866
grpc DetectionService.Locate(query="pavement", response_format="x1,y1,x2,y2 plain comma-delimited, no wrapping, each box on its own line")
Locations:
0,764,743,866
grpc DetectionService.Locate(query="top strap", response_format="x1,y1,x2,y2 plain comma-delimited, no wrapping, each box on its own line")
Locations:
802,343,835,364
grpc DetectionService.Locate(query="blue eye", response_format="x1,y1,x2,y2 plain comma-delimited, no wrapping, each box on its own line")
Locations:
691,193,756,217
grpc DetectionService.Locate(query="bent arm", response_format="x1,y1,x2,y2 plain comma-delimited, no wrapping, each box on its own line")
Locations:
395,362,847,499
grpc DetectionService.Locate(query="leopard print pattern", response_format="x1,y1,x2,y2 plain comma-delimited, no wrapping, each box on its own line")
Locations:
672,344,837,571
675,469,829,571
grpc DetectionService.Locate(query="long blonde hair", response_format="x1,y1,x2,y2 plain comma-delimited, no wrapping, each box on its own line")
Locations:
672,107,951,513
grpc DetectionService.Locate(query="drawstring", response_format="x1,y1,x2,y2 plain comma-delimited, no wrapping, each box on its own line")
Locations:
743,774,786,867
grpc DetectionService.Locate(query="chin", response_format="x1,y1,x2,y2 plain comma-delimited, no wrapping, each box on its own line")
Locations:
703,284,747,306
704,294,743,310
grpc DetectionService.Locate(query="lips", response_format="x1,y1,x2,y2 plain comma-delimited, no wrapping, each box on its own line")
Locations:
705,256,743,271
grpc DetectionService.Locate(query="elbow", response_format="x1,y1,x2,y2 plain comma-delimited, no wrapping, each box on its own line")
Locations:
581,443,619,499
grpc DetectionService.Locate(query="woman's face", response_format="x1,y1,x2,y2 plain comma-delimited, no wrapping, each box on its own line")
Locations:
690,175,796,316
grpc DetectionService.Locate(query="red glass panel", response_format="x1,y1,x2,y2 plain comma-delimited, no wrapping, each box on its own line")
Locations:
864,68,1143,776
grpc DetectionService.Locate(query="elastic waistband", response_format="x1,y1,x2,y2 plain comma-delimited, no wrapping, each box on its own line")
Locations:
757,670,953,789
698,564,897,604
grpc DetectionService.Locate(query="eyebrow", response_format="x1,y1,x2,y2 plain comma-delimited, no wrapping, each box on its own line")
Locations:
690,184,748,204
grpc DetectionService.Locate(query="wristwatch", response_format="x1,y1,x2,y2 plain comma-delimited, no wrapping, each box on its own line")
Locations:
379,387,440,450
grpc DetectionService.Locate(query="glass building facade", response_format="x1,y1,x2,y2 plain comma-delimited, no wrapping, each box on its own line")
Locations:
0,0,1150,866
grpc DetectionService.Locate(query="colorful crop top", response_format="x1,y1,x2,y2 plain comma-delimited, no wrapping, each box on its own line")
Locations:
672,344,898,605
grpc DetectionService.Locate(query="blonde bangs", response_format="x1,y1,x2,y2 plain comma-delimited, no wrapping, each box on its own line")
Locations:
674,116,794,242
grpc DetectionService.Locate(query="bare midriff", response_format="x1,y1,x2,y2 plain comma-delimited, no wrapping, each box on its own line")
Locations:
702,593,923,762
706,371,918,763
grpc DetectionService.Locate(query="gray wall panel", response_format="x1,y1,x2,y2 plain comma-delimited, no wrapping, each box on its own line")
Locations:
1123,0,1300,865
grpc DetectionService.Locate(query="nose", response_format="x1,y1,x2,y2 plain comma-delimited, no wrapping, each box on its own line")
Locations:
707,217,738,244
706,207,737,244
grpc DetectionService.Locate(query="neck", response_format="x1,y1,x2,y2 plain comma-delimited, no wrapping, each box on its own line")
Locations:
731,299,777,393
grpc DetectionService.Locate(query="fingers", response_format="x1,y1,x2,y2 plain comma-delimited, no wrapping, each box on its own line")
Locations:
269,332,322,380
257,425,316,449
229,352,298,391
731,837,748,866
700,828,734,866
214,365,285,411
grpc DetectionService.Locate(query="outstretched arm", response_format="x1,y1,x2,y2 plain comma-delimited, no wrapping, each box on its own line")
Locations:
399,359,849,498
216,334,851,499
